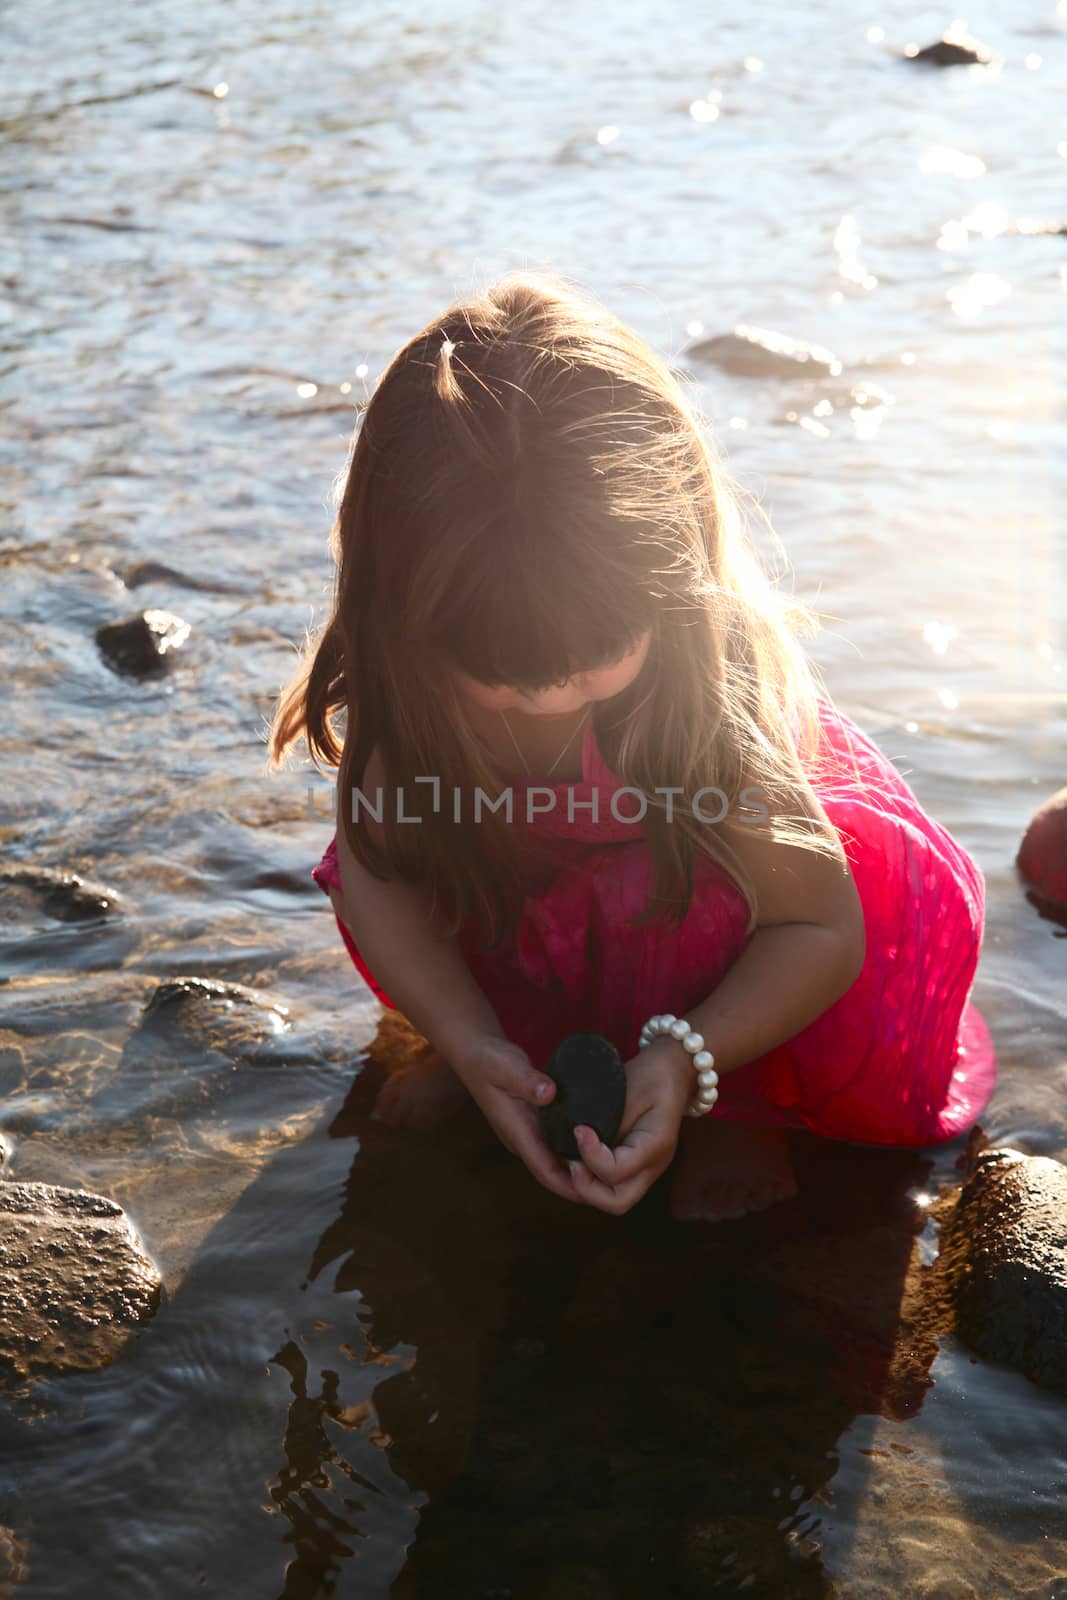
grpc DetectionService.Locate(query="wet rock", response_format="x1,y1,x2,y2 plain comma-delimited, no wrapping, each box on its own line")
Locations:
0,863,124,922
686,324,843,379
906,33,992,68
935,1148,1067,1395
1017,785,1067,911
135,975,291,1063
539,1033,626,1161
95,607,190,678
119,559,241,593
0,1181,162,1387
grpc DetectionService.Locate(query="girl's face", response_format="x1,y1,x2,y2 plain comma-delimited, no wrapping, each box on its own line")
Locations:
451,627,653,720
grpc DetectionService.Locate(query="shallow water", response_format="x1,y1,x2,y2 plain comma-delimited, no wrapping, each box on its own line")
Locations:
2,0,1067,1594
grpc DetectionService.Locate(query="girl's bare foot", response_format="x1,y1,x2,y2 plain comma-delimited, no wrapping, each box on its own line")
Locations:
669,1116,799,1221
370,1051,471,1132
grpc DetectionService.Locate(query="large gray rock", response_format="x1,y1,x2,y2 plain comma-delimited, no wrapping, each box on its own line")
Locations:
0,1182,162,1387
935,1147,1067,1394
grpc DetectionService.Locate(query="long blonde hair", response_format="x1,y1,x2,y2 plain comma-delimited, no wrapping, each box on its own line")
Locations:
267,269,845,948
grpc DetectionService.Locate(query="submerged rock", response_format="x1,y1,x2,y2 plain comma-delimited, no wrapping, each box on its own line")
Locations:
539,1033,627,1161
905,33,993,68
934,1148,1067,1395
1017,785,1067,912
95,608,190,678
0,864,123,922
119,559,241,593
686,324,843,379
0,1182,162,1387
135,975,292,1062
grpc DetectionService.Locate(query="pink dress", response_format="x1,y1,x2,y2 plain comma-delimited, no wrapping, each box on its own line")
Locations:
311,698,997,1148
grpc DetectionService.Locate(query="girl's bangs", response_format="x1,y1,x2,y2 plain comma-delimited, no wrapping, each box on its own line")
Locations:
422,563,654,692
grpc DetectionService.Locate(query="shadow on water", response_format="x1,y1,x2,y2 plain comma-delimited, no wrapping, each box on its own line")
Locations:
0,1049,970,1599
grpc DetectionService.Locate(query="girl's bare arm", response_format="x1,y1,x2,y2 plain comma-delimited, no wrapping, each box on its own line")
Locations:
675,771,867,1079
326,746,581,1203
329,750,509,1072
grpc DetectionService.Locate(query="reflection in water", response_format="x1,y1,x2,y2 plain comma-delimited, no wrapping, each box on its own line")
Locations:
2,0,1067,1591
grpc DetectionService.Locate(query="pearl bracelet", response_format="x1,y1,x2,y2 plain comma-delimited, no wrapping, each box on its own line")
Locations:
638,1013,719,1117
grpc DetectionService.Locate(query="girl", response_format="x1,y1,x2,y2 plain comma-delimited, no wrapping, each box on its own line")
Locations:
268,270,996,1223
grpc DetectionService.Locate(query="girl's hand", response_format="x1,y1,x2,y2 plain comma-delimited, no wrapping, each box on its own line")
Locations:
568,1036,692,1215
452,1034,583,1205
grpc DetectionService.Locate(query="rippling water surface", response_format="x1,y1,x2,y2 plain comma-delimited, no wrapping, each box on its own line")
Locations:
3,1,1067,1595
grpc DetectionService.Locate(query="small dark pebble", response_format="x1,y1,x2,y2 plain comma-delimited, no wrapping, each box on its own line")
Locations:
539,1032,627,1161
95,609,190,678
907,34,992,68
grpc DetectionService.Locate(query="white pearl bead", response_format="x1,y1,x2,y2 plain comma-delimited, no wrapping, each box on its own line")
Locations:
693,1050,714,1071
682,1032,704,1054
697,1068,719,1089
669,1018,690,1040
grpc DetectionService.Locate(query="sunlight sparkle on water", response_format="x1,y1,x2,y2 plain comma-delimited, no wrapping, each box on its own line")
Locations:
297,382,317,398
938,689,960,710
851,403,886,440
923,621,959,655
961,202,1011,239
834,215,878,290
689,99,721,123
797,415,831,439
596,126,619,145
920,145,986,180
937,220,969,252
866,26,885,43
947,272,1011,318
743,56,763,72
213,82,229,99
1025,54,1042,70
686,320,704,338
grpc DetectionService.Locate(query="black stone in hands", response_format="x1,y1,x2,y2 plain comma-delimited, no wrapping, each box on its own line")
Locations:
538,1032,627,1161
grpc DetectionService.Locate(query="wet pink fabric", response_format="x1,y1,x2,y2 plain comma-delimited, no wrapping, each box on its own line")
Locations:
311,698,997,1148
